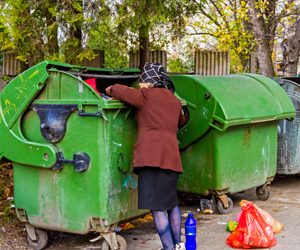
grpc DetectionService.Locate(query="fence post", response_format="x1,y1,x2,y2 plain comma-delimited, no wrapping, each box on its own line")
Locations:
2,52,28,77
82,50,105,68
0,64,5,91
129,50,167,69
195,50,230,75
249,52,259,73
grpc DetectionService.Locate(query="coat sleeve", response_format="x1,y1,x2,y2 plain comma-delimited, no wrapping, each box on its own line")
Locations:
108,84,145,109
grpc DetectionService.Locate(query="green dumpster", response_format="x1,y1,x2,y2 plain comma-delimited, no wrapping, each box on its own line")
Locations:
0,61,146,249
170,74,295,214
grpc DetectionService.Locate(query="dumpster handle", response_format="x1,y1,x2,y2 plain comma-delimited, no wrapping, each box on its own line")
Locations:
77,110,103,118
53,151,91,172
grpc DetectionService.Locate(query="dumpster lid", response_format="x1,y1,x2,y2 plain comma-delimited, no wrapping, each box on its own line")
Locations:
171,74,295,149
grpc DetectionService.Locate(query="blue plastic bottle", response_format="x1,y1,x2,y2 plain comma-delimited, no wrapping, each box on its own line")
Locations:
185,213,197,250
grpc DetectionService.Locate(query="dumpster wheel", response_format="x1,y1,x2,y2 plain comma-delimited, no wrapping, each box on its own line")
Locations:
216,196,233,214
26,228,48,250
256,183,271,201
100,234,127,250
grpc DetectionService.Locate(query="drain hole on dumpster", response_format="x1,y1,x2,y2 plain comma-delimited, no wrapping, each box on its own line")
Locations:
43,153,49,161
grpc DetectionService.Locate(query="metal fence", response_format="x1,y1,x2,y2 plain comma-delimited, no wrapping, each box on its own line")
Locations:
194,50,230,75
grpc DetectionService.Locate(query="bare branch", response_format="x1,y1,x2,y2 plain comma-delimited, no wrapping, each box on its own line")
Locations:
186,32,217,37
208,0,231,30
190,0,221,27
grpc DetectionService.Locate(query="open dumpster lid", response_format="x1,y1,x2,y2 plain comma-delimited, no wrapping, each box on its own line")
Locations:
0,61,140,164
171,74,295,149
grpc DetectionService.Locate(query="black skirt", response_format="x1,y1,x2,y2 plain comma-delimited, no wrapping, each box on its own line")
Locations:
136,167,179,210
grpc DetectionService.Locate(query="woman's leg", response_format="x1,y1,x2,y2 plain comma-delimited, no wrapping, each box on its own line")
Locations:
152,210,174,250
167,205,182,244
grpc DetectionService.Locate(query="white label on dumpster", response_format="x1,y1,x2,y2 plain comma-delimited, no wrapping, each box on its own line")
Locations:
79,82,83,93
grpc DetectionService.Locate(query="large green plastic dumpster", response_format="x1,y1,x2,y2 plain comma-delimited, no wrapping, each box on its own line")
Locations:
170,74,295,214
0,61,146,249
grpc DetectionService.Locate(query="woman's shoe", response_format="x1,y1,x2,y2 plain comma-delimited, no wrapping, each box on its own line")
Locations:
175,242,186,250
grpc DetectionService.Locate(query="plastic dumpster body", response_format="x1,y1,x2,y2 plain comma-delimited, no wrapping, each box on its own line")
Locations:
170,74,295,214
277,77,300,175
0,61,146,249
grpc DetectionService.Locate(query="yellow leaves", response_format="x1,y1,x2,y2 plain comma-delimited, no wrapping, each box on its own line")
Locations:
120,222,135,230
3,187,11,198
4,99,10,106
255,0,270,11
119,213,153,231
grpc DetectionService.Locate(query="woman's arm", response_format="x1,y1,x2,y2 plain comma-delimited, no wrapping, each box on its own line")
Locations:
105,84,145,108
178,107,188,129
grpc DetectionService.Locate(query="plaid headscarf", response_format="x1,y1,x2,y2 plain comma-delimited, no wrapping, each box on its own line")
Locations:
139,63,175,93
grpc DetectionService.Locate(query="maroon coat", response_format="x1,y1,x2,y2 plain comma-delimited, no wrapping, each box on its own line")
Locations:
108,84,183,173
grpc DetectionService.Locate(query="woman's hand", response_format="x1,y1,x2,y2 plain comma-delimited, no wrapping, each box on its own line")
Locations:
105,86,113,96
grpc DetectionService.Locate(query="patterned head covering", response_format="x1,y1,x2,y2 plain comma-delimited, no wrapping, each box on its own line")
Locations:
139,63,175,92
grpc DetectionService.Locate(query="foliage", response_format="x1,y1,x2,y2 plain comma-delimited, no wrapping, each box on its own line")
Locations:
186,0,255,72
88,6,129,68
0,0,58,64
0,0,299,73
0,0,100,65
168,57,190,73
113,0,193,68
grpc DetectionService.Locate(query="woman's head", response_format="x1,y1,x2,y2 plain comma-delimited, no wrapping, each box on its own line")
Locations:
138,63,175,92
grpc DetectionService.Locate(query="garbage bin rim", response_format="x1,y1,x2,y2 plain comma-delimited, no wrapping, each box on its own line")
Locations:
43,60,141,74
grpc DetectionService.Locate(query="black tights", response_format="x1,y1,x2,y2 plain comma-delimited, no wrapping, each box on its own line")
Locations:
152,205,182,250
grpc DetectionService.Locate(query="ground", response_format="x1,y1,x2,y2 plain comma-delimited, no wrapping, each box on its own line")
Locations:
1,160,300,250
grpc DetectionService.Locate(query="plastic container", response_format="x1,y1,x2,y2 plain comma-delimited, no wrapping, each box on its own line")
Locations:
171,74,295,213
185,213,197,250
0,61,145,249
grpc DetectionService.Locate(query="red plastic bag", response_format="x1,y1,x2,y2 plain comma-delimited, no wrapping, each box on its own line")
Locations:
239,200,284,234
255,205,284,234
226,201,276,248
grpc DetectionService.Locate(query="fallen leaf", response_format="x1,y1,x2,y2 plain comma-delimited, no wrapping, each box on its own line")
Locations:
3,187,10,198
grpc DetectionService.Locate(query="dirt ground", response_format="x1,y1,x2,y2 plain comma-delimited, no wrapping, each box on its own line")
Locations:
0,172,300,250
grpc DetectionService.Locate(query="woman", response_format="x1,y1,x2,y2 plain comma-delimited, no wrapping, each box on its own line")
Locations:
105,63,185,250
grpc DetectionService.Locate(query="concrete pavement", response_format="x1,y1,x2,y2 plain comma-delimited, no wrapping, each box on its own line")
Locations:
121,175,300,250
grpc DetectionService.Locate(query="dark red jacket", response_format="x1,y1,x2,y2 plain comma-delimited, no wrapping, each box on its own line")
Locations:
108,84,183,173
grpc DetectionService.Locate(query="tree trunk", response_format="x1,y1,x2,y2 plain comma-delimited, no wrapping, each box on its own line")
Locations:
45,8,59,56
281,19,300,77
265,0,277,53
247,0,275,77
139,25,149,70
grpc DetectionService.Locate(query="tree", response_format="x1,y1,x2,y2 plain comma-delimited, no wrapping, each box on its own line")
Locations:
186,0,255,72
0,0,59,65
246,0,300,77
88,7,129,68
0,0,103,65
246,0,276,76
280,14,300,76
115,0,189,69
